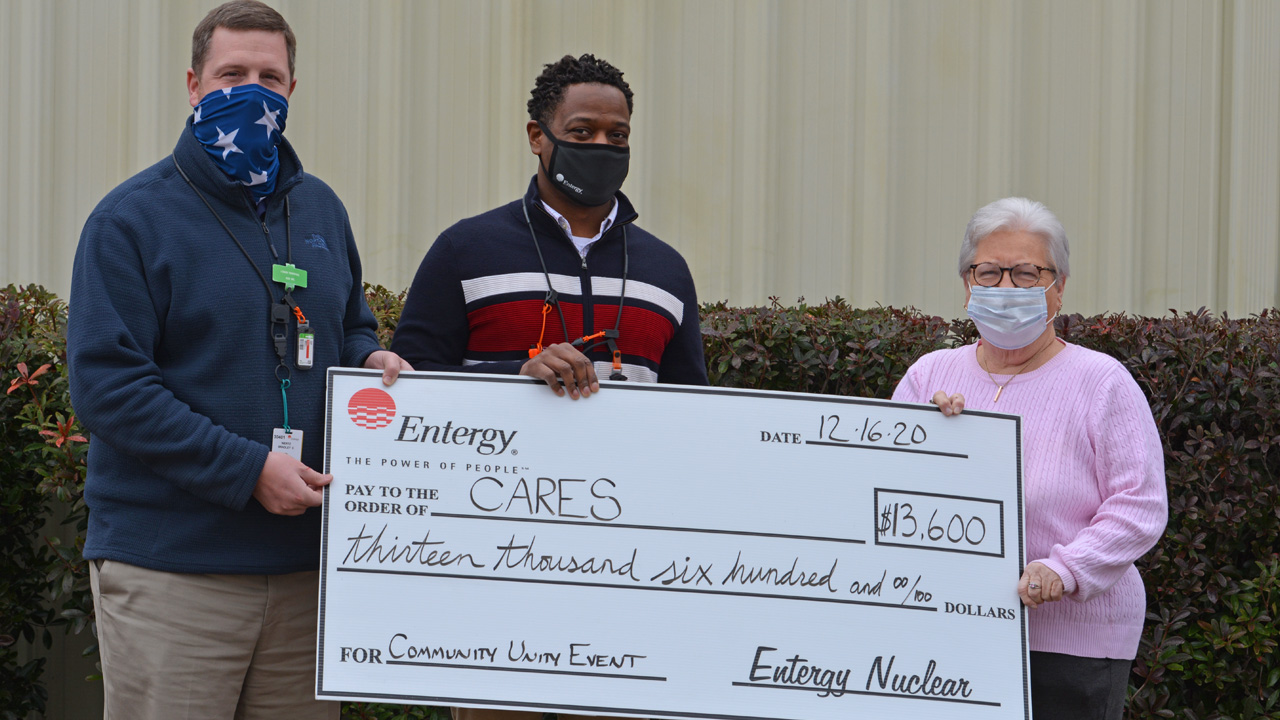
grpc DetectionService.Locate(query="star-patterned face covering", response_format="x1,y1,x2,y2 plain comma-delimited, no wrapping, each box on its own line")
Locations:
191,84,288,201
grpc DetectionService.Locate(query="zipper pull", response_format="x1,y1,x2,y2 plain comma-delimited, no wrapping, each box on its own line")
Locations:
581,256,588,271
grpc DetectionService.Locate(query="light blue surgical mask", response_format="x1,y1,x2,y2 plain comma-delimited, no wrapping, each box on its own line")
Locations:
966,283,1057,350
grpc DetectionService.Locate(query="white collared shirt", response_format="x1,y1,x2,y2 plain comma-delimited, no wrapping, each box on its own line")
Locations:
540,199,618,258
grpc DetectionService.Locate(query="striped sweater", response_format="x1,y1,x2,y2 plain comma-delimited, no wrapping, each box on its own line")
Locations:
893,340,1167,659
392,178,708,386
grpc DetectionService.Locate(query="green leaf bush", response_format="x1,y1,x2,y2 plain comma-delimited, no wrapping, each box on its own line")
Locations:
3,285,1277,720
0,285,85,720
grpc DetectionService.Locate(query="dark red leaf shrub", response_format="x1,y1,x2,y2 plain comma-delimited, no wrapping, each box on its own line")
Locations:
702,301,1280,720
5,285,1277,720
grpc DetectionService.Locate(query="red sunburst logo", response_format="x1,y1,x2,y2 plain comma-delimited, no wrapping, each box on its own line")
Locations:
348,388,396,430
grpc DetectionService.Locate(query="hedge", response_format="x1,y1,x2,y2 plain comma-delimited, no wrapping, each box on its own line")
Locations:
697,298,1280,719
2,283,1277,720
1,285,95,720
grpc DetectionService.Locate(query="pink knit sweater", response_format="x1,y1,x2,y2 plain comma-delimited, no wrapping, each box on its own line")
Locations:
892,340,1168,659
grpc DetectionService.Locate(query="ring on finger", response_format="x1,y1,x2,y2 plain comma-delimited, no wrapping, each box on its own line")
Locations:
1028,582,1041,590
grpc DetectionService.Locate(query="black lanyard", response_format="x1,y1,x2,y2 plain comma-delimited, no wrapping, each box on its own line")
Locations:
523,199,628,380
173,157,305,428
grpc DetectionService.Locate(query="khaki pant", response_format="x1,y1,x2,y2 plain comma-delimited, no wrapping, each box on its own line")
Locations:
90,560,340,720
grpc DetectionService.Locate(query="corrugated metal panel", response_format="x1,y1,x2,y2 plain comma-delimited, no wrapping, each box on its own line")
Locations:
1222,0,1280,312
3,0,1278,319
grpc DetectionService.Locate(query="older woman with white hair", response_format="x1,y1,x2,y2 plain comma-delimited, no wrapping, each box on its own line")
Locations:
892,197,1168,719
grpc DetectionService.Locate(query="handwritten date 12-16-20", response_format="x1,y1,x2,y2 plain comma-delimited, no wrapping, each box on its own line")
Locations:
816,415,928,449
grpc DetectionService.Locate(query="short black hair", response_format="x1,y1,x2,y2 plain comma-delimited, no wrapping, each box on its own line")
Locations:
527,54,634,125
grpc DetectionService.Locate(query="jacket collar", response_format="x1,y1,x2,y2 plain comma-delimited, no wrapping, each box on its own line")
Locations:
173,114,304,208
522,175,638,240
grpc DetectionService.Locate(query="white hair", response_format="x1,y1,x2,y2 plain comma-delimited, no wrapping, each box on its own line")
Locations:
958,197,1070,281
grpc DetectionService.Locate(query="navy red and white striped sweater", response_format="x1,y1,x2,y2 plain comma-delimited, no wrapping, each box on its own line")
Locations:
391,178,709,386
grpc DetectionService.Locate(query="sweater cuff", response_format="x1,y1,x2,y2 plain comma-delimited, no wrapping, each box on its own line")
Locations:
227,441,272,511
349,342,383,370
1038,555,1077,596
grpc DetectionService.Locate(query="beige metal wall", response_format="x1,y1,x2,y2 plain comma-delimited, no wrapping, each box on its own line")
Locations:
2,0,1278,320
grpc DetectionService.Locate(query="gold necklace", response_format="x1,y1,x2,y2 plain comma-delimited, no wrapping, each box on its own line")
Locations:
980,339,1054,403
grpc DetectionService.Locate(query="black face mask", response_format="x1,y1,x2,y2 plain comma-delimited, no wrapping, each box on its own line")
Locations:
538,122,630,207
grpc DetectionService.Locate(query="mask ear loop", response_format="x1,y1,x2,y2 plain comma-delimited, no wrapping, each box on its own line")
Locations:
538,122,560,185
1046,277,1061,328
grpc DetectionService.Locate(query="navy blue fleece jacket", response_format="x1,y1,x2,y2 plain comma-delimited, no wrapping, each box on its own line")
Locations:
68,120,382,574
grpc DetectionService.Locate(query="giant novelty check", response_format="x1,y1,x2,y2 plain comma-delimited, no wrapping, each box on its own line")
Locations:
318,370,1030,719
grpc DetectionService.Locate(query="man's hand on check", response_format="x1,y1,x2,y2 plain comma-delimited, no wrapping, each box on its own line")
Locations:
253,451,331,516
521,343,600,399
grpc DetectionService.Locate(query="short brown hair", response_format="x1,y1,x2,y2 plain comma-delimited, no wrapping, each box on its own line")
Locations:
191,0,296,79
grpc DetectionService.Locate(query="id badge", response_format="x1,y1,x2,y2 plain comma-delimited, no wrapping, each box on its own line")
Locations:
272,428,303,460
297,325,314,369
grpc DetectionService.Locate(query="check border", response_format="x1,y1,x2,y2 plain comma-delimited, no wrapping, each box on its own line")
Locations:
318,370,1029,719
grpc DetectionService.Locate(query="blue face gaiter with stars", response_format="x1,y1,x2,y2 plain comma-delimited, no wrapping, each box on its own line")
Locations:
191,84,288,201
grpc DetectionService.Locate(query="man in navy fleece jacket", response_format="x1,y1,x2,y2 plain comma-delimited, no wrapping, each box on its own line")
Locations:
392,54,708,402
67,2,408,718
391,54,707,720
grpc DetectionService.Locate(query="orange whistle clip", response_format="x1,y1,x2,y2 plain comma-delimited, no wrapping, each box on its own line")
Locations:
529,302,554,358
573,330,607,347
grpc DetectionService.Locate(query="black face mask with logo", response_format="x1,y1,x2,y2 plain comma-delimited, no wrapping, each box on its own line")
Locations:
538,122,630,207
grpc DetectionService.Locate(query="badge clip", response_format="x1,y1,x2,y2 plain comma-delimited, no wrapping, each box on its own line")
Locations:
270,302,291,361
293,305,314,370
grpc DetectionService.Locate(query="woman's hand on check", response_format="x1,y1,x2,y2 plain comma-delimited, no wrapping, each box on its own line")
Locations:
931,391,966,416
1018,562,1064,608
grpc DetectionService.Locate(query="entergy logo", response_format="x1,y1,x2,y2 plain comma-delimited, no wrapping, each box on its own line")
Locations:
348,388,396,430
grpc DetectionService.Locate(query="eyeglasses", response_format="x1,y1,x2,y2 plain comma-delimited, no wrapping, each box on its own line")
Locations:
968,262,1057,288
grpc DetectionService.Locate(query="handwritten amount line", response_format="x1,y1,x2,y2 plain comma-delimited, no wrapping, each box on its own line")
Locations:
386,660,665,682
731,681,999,707
804,440,969,459
430,514,865,546
335,567,937,612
